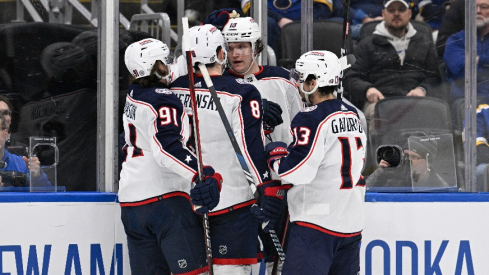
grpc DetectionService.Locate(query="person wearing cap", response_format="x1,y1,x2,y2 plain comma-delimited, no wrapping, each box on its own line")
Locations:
443,0,489,102
343,0,441,123
367,134,449,188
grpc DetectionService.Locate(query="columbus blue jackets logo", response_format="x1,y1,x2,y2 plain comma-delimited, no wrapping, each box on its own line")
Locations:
155,88,172,94
302,105,317,112
219,245,228,255
178,259,188,268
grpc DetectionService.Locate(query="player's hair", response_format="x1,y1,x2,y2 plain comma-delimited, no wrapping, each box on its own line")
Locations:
304,75,336,96
255,38,264,55
129,63,162,88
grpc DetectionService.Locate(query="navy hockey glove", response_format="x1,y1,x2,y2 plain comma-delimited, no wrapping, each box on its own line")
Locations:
190,166,223,215
265,141,288,169
251,180,291,233
262,99,283,133
203,8,244,31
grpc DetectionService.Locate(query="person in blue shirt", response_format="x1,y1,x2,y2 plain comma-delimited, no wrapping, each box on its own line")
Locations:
444,0,489,102
0,96,50,187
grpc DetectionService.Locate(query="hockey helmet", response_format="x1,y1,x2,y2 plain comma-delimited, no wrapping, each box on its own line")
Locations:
295,50,342,94
222,17,261,53
124,38,170,79
189,24,226,66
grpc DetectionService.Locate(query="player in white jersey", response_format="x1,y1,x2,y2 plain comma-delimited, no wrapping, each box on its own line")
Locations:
264,51,367,274
170,24,271,275
220,16,303,271
221,16,303,146
119,38,222,275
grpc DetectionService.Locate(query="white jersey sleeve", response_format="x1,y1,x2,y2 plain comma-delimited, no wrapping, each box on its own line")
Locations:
272,99,367,234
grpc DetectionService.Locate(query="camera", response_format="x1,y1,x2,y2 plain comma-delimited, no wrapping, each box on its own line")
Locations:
376,145,404,167
0,171,28,187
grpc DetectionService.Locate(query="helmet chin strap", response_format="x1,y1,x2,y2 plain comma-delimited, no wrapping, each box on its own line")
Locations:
300,82,318,105
216,50,228,73
231,50,258,76
154,71,171,84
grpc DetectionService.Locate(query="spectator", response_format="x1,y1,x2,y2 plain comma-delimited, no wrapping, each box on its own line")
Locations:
436,0,463,58
417,0,452,31
443,0,489,102
346,0,386,41
0,96,50,188
469,103,489,189
343,0,440,122
367,134,450,188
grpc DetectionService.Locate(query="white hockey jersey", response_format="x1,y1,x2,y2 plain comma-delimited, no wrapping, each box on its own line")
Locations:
271,99,367,235
171,74,271,213
118,84,198,203
224,65,303,146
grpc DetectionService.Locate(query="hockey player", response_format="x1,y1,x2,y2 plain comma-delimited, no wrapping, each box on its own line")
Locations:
170,24,272,275
220,16,302,272
119,38,222,275
221,16,303,145
264,51,367,274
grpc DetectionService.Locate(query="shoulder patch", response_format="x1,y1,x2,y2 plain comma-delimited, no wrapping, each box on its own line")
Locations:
302,105,317,112
155,88,172,94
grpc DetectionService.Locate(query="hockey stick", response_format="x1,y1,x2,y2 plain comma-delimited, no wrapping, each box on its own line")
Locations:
182,17,213,274
337,0,351,101
198,63,286,262
271,212,290,275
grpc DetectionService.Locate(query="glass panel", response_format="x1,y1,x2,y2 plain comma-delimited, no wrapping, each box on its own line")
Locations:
407,133,457,191
0,2,109,192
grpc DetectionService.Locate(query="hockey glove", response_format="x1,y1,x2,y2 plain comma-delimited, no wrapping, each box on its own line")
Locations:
265,141,289,169
251,180,291,233
190,166,223,215
203,8,244,31
262,99,283,130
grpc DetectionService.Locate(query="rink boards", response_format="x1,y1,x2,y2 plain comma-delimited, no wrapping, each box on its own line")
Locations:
0,192,487,275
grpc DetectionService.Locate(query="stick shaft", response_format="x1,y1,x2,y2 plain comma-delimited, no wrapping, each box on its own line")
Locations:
182,17,213,274
198,63,285,262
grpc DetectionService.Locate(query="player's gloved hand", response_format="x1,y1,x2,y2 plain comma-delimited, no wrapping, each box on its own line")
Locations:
203,8,244,31
262,99,283,130
251,180,291,233
265,141,288,169
250,204,277,233
190,166,223,215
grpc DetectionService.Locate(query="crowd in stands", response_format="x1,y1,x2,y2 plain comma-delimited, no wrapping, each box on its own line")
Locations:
3,0,489,190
